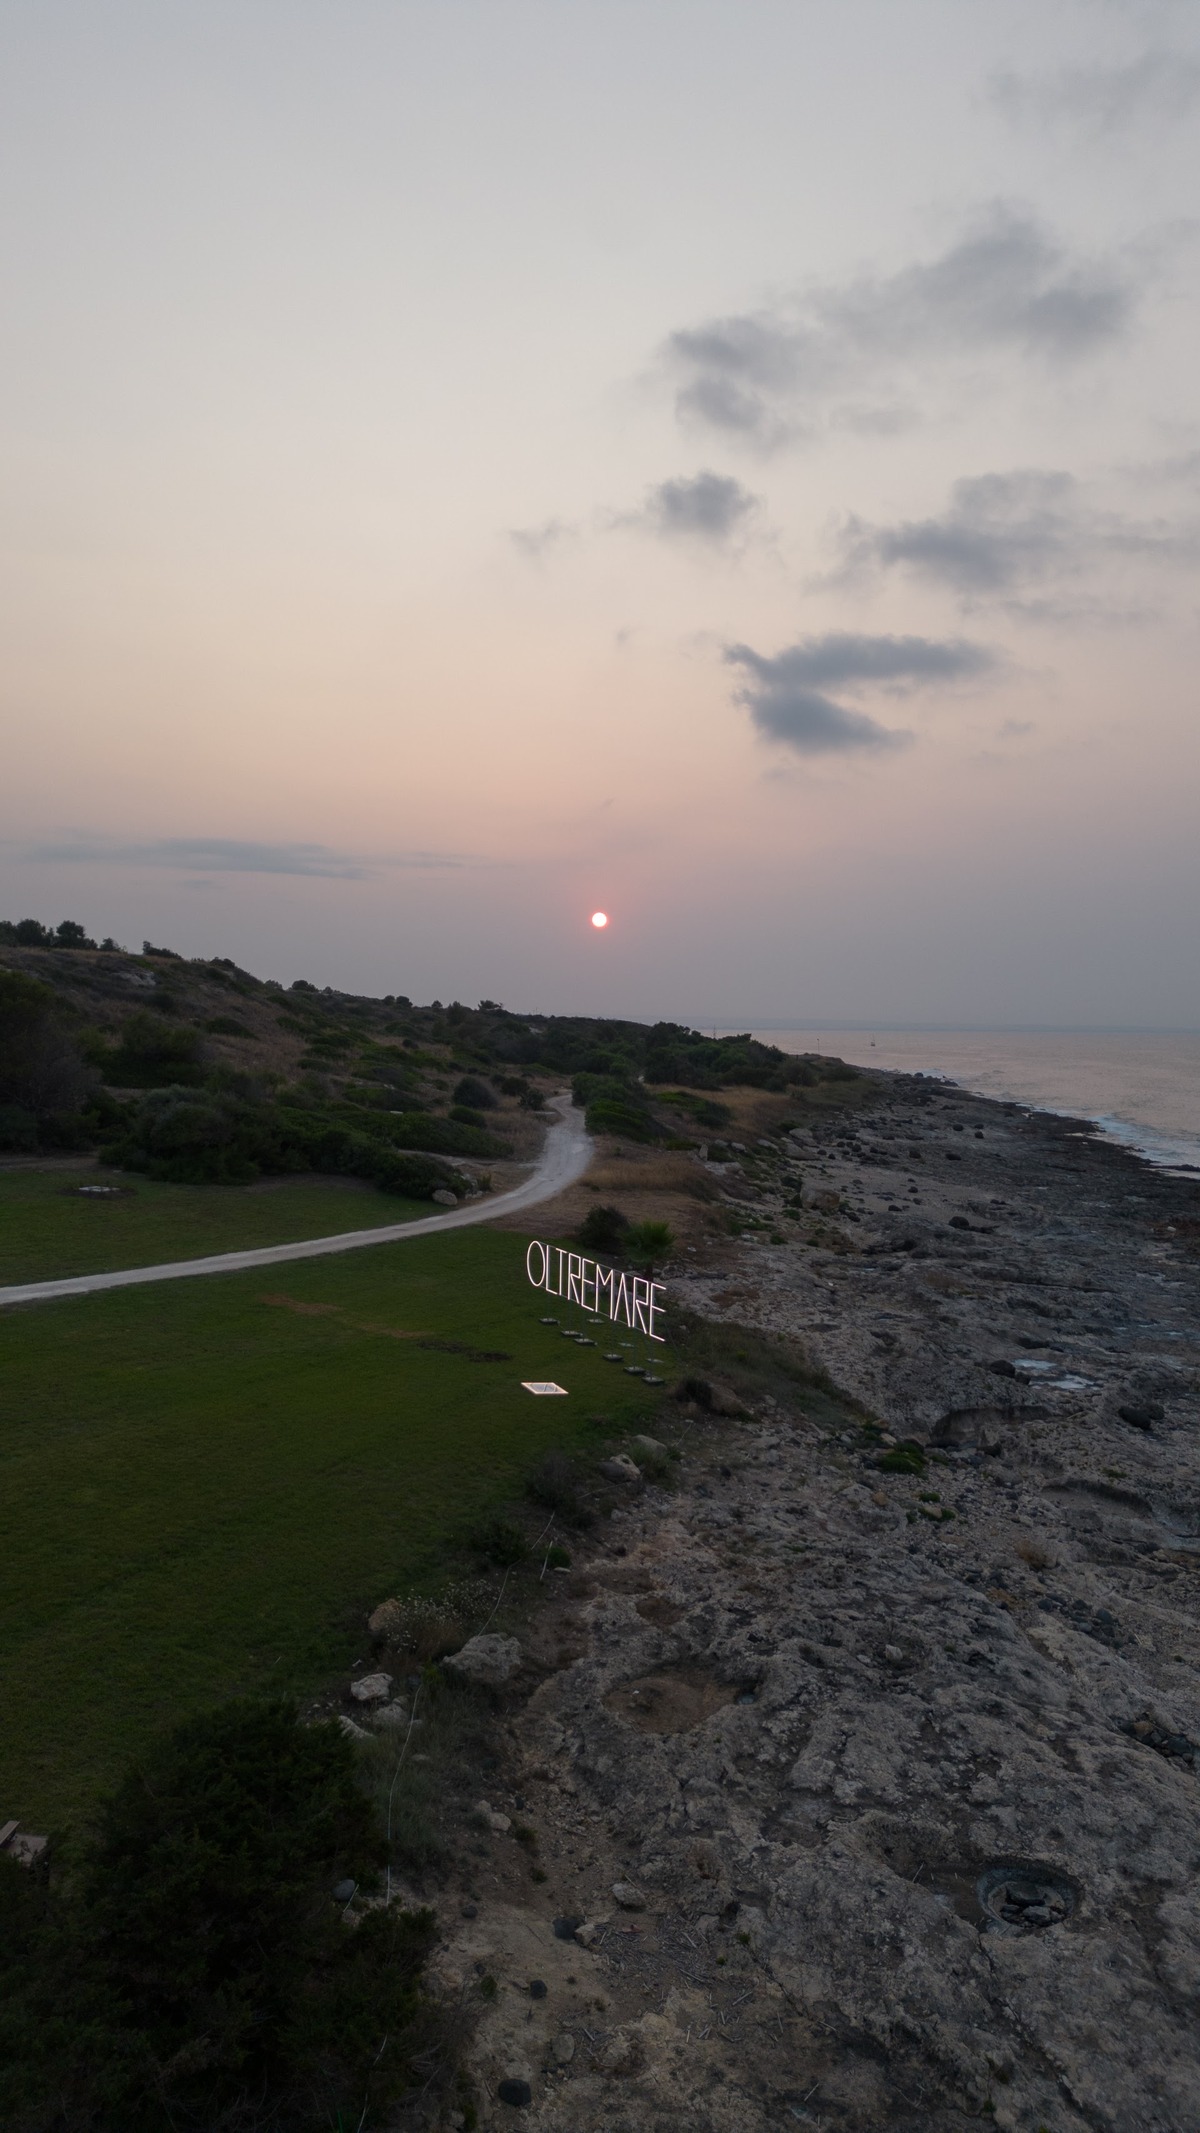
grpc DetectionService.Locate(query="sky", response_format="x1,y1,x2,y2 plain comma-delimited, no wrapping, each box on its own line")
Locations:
2,0,1198,1027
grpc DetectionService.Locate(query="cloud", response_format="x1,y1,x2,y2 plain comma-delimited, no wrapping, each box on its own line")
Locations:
662,208,1135,447
637,469,760,544
509,518,576,562
724,632,998,755
836,468,1200,602
21,837,467,878
986,51,1200,133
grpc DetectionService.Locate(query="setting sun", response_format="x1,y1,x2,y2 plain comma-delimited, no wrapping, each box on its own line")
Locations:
590,911,609,929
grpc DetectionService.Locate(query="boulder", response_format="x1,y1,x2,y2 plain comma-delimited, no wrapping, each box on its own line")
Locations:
368,1597,404,1638
630,1434,669,1461
598,1454,642,1485
611,1880,646,1910
474,1800,512,1834
432,1189,458,1207
444,1632,522,1686
350,1670,392,1702
372,1700,410,1730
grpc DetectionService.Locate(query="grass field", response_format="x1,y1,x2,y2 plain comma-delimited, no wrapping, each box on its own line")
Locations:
0,1227,671,1827
0,1166,433,1283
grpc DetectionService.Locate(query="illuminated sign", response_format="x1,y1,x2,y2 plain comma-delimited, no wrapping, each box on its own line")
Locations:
525,1241,666,1343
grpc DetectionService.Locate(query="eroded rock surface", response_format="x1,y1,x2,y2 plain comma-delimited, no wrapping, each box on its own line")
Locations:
430,1083,1200,2131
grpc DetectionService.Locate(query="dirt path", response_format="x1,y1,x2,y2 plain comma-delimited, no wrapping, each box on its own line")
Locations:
0,1097,591,1309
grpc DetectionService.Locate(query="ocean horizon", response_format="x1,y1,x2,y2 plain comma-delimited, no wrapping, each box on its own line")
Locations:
714,1026,1200,1177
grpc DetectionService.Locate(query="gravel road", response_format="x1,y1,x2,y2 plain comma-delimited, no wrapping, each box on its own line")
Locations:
0,1097,591,1309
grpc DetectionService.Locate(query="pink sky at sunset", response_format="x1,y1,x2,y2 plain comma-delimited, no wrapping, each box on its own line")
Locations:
2,1,1198,1027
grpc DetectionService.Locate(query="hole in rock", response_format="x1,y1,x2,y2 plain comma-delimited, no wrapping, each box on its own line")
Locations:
605,1666,743,1734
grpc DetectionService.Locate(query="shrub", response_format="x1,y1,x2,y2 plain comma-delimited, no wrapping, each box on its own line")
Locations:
577,1203,630,1253
623,1218,675,1273
878,1445,926,1476
526,1449,587,1524
453,1075,496,1110
0,1700,436,2131
0,969,95,1125
467,1517,530,1566
0,1104,38,1152
101,1010,205,1088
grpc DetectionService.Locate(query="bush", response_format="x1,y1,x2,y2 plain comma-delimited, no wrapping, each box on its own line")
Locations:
101,1087,468,1196
467,1517,530,1566
453,1075,496,1110
0,1104,38,1152
525,1449,590,1526
577,1203,630,1253
101,1010,205,1088
574,1073,661,1142
624,1218,675,1272
0,969,95,1126
0,1700,436,2131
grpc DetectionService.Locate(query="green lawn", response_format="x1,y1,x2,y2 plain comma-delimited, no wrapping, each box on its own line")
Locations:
0,1227,671,1827
0,1167,432,1283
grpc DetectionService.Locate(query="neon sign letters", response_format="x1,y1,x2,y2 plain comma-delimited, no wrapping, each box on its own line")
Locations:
525,1241,666,1343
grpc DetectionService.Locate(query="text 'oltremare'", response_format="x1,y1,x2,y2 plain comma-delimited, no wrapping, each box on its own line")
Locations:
525,1241,666,1342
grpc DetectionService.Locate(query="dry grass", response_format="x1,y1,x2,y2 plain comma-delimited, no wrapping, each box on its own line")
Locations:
1015,1535,1055,1570
586,1150,721,1200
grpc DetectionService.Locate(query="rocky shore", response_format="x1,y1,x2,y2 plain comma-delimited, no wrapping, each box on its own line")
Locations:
419,1076,1200,2131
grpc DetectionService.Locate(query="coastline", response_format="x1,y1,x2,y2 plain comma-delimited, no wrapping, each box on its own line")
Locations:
425,1067,1200,2129
723,1025,1200,1179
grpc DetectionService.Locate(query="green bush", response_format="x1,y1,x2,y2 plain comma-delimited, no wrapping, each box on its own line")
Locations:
0,969,95,1128
101,1010,205,1088
573,1073,661,1143
878,1445,926,1476
453,1075,496,1110
102,1087,468,1197
577,1203,630,1253
466,1517,530,1566
623,1218,675,1272
0,1700,436,2132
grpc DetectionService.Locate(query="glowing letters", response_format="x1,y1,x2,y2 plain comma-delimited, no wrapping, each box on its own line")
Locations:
525,1240,666,1341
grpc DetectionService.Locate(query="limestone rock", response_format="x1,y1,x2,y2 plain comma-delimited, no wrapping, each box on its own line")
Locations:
474,1800,513,1834
349,1670,392,1702
598,1454,642,1485
371,1699,410,1730
611,1880,646,1909
367,1597,404,1637
444,1633,522,1686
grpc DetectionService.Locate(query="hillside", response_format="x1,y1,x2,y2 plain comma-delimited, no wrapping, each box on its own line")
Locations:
0,917,859,1202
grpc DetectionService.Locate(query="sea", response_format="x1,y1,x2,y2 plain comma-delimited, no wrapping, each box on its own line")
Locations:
729,1029,1200,1178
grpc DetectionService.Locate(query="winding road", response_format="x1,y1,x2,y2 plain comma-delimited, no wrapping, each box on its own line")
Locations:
0,1099,592,1310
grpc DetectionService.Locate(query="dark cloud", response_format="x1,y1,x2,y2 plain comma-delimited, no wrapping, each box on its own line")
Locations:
23,837,466,878
640,470,760,544
987,52,1200,133
837,469,1199,601
724,633,998,755
663,210,1134,446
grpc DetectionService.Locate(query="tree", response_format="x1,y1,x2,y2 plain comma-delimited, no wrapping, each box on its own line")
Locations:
0,969,93,1120
0,1700,436,2131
